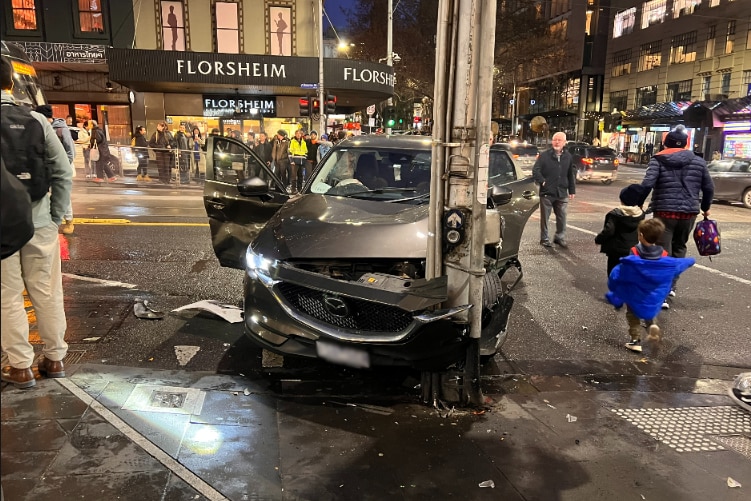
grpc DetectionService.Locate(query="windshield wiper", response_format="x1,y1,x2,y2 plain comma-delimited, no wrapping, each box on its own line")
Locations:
341,187,418,197
386,192,430,203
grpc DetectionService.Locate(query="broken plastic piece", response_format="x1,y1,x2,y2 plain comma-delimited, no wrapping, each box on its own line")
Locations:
479,480,495,488
134,299,165,319
566,414,577,422
727,477,741,488
171,299,243,323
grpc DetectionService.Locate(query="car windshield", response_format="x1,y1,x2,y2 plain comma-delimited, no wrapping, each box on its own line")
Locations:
308,146,432,201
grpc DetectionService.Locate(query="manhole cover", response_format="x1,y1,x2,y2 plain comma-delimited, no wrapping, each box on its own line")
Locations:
710,434,751,460
612,406,751,453
122,384,206,415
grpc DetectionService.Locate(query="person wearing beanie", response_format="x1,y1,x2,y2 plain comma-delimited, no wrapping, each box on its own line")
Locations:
635,124,713,309
595,183,646,275
271,129,291,190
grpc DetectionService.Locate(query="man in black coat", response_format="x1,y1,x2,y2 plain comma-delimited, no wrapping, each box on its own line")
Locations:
532,131,576,248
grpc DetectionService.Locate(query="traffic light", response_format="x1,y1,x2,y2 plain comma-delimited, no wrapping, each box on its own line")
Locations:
325,94,336,114
383,106,396,127
312,98,320,114
299,96,310,117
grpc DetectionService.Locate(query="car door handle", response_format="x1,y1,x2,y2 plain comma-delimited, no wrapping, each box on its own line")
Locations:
207,199,226,210
522,190,536,199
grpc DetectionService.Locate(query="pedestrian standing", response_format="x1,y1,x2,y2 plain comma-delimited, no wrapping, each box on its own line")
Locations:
606,219,694,353
254,132,273,177
175,124,191,184
317,133,333,162
132,125,151,181
306,130,320,178
532,131,576,248
271,129,291,190
288,128,307,194
149,122,174,184
1,56,73,388
191,127,203,177
635,125,714,309
595,184,646,275
88,120,118,183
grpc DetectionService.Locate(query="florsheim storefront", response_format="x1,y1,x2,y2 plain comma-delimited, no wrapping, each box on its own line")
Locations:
108,48,393,140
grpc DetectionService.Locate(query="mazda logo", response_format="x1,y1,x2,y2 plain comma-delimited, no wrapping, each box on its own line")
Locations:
323,294,350,318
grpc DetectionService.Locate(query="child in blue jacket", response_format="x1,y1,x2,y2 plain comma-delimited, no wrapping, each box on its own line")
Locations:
606,218,695,352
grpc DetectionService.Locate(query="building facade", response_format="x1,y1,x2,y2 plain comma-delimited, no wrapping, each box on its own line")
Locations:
603,0,751,159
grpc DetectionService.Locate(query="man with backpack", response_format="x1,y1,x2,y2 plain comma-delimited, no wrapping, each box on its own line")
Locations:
0,56,72,389
36,105,75,234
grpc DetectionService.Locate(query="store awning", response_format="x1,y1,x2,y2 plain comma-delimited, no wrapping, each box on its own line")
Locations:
623,101,692,124
682,96,751,126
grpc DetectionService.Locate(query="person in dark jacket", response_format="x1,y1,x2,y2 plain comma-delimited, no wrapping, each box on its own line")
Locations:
595,184,646,275
88,120,117,182
306,130,320,180
532,131,576,248
175,124,191,184
635,124,714,307
271,129,291,190
254,132,273,178
149,122,174,184
132,126,151,181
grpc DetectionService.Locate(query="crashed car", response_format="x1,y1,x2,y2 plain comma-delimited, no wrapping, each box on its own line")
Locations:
204,135,538,370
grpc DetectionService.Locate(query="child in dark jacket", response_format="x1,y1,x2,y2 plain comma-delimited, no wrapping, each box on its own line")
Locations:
606,218,695,352
595,184,646,275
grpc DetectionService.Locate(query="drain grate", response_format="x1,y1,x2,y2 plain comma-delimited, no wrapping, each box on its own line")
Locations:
612,406,751,453
122,384,206,416
710,434,751,460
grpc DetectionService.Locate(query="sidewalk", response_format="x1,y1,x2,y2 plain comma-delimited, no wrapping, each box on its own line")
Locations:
2,362,749,501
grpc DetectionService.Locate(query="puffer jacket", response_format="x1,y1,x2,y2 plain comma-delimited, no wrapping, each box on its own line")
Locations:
638,149,714,214
532,147,576,199
594,205,645,256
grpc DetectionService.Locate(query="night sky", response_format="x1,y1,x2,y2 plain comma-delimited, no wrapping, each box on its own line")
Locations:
323,0,350,30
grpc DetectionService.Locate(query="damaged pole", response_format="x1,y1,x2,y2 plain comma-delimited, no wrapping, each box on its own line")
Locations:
429,0,497,406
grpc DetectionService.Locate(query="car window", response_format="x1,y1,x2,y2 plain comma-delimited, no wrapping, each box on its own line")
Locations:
489,150,517,184
212,138,266,183
708,160,733,172
730,160,751,173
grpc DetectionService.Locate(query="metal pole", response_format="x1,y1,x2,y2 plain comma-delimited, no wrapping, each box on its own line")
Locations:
318,0,326,135
384,0,394,134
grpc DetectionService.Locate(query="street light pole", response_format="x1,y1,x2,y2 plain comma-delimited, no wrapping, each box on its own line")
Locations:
386,0,394,134
318,0,326,135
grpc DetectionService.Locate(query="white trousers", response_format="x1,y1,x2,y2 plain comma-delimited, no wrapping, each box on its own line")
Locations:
1,223,68,368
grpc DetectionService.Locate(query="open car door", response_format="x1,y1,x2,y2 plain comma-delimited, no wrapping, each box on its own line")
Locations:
204,135,289,269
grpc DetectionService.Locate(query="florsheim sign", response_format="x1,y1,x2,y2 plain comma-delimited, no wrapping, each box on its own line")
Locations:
203,95,276,118
108,49,394,93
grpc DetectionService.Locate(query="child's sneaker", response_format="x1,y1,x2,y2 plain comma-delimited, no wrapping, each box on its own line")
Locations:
661,301,670,310
625,340,642,353
668,290,676,297
647,324,661,344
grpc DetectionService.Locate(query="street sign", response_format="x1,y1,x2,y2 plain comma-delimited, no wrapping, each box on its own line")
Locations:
367,104,376,115
300,83,318,89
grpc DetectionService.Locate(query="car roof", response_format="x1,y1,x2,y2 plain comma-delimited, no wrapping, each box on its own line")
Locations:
336,134,433,149
490,142,538,150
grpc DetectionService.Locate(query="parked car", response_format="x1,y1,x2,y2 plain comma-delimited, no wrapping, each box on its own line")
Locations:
491,142,539,173
706,158,751,209
203,135,539,370
568,145,619,184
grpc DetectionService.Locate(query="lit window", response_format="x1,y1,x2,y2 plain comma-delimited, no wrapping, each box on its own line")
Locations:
705,25,716,59
11,0,37,30
638,41,662,72
612,49,632,77
78,0,104,33
161,1,186,51
747,18,751,49
613,7,635,38
669,31,697,64
725,21,735,54
672,0,700,19
636,85,657,107
641,0,667,30
742,70,751,86
585,10,592,35
216,1,240,54
666,80,692,101
709,0,720,7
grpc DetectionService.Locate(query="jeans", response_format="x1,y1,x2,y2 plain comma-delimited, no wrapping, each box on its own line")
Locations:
539,195,568,243
290,156,306,192
1,223,68,368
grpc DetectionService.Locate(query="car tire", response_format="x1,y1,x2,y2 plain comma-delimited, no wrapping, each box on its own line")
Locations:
602,179,613,185
743,188,751,209
480,272,511,362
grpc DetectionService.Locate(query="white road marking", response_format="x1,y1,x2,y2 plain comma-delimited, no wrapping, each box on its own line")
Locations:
56,378,229,501
62,273,137,289
568,224,751,286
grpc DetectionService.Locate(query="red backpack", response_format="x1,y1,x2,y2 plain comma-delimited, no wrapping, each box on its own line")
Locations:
693,216,721,258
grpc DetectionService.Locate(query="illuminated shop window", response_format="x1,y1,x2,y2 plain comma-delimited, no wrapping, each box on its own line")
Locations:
161,1,186,51
669,31,697,64
641,0,667,30
613,7,635,38
78,0,104,33
11,0,37,30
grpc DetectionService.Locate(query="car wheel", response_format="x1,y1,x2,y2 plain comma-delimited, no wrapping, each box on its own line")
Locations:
743,188,751,209
479,272,512,362
602,179,613,185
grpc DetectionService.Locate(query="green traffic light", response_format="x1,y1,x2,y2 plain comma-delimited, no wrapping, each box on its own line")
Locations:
387,119,395,127
616,125,623,131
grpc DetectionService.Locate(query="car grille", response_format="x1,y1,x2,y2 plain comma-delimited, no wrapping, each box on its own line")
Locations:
276,282,414,332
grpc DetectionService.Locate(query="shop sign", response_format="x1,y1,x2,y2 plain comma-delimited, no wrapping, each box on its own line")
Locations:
12,41,106,64
203,95,277,118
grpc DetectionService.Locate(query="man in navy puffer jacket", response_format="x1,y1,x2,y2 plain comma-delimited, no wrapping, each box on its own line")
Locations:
636,125,713,305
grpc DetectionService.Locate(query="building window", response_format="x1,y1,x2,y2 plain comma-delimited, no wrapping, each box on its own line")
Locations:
613,7,635,38
11,0,37,30
702,75,711,100
550,19,567,40
636,85,657,107
77,0,104,33
725,20,735,54
161,1,186,51
585,9,592,35
638,41,662,72
747,17,751,49
670,31,697,64
215,1,240,53
721,73,731,96
709,0,720,6
672,0,700,19
705,25,716,59
667,79,692,101
268,4,292,56
641,0,667,30
610,90,629,112
612,49,632,77
743,70,751,86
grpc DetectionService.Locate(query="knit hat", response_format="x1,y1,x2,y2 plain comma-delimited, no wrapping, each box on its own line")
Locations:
664,125,688,149
277,129,287,137
321,133,328,140
310,130,317,136
619,184,645,207
35,105,53,119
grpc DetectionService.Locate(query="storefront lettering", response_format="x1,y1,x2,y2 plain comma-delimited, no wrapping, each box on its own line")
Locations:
204,98,275,111
343,67,393,87
177,60,286,78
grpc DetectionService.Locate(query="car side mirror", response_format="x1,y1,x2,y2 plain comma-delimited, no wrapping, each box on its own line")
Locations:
237,177,270,197
489,184,513,206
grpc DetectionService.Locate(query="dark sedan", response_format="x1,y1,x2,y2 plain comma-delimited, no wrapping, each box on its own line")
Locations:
203,135,539,369
707,158,751,209
568,145,619,184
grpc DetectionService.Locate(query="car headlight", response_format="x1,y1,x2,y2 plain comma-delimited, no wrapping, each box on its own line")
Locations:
245,246,275,285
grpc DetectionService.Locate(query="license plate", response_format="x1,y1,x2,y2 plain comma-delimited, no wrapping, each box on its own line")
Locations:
598,159,609,164
316,341,370,369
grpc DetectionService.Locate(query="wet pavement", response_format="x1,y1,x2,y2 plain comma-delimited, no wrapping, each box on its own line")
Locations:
2,361,749,501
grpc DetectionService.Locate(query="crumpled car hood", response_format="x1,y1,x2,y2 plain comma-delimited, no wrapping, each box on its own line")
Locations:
252,194,430,260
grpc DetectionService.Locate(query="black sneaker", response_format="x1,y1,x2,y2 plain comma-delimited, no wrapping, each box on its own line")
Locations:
553,238,568,248
540,239,552,247
625,340,642,353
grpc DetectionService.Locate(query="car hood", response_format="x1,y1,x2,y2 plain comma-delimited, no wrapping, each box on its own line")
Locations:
252,194,430,260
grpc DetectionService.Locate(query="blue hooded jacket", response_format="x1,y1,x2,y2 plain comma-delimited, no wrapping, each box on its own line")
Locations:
606,253,695,320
